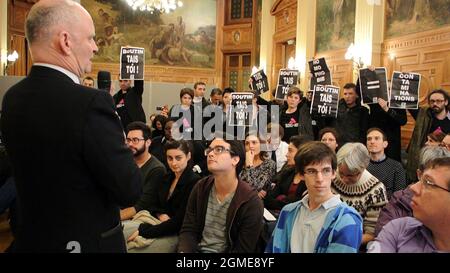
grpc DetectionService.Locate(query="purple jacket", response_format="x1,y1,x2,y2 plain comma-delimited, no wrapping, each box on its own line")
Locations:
368,217,442,253
374,187,413,236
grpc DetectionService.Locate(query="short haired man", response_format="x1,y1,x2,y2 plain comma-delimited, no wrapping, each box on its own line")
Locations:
330,83,369,145
1,0,142,252
368,157,450,253
193,81,210,109
82,76,95,88
407,89,450,182
177,135,263,253
266,142,363,253
121,122,166,221
366,128,407,199
113,78,146,130
209,88,223,106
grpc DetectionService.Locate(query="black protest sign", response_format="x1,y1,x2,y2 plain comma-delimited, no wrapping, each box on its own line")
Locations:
275,69,299,100
359,68,389,104
308,58,332,91
390,71,421,109
120,46,145,80
250,70,269,95
229,92,254,127
310,85,340,118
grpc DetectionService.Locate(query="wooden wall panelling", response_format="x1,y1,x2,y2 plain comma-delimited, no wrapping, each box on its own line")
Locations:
270,0,297,93
315,49,354,93
222,24,253,53
7,0,33,76
382,25,450,149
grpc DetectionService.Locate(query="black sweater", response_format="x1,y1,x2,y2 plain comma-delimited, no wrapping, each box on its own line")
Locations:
138,168,200,238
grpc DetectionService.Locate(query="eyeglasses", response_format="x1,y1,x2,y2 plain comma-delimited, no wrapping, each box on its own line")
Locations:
429,99,446,104
420,178,450,193
126,137,146,144
304,168,334,177
204,146,233,156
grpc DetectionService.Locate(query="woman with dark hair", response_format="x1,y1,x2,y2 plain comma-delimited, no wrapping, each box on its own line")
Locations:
151,115,168,139
319,127,340,153
126,140,200,253
424,131,446,147
239,133,276,199
264,135,311,212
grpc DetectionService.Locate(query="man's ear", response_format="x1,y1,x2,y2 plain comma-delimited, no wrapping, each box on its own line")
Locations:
383,140,388,149
232,155,240,168
146,139,151,147
58,31,72,56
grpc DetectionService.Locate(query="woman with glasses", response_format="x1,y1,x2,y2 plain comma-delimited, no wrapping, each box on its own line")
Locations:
331,142,388,249
239,133,276,199
126,140,200,253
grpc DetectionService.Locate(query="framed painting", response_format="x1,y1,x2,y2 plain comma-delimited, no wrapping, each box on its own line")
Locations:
386,0,450,38
315,0,356,53
80,0,217,68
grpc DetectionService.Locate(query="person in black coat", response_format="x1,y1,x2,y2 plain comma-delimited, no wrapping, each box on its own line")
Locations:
127,140,200,252
0,1,142,253
113,79,146,130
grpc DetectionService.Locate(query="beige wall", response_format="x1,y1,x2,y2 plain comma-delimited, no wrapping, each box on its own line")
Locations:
0,0,8,76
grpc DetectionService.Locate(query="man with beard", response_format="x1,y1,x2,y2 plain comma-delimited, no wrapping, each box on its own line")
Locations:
407,89,450,183
120,122,166,221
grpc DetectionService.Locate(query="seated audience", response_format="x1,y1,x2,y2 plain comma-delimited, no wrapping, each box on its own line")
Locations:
265,142,363,253
264,123,288,172
239,133,276,199
150,120,174,169
425,131,446,147
366,128,407,199
332,143,388,246
441,133,450,151
319,127,339,153
368,156,450,253
151,115,168,139
120,122,167,221
374,146,450,236
125,140,200,253
177,135,264,253
264,135,311,212
82,76,94,88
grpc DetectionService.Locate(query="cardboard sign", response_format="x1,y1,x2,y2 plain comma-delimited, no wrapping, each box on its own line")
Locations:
229,92,254,127
275,69,299,100
309,58,332,91
390,71,421,109
310,85,340,118
359,67,389,104
120,46,145,80
250,70,269,95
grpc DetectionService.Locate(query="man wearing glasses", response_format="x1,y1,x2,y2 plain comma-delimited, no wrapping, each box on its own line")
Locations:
368,156,450,253
407,89,450,183
177,136,264,253
266,142,363,253
120,122,166,221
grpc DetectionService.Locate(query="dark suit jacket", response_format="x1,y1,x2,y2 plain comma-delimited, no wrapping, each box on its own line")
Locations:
113,80,146,126
0,66,142,253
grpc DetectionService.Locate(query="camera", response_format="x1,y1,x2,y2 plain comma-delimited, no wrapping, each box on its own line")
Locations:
156,106,164,111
